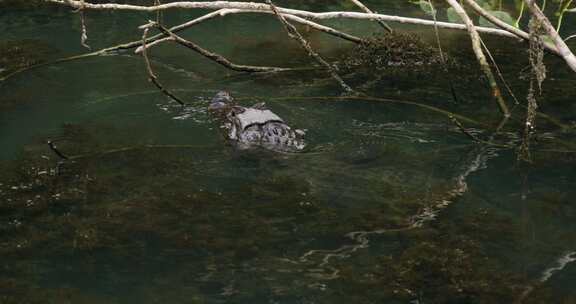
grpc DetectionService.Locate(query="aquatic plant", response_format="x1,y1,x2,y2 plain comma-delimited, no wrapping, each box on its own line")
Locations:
341,32,446,71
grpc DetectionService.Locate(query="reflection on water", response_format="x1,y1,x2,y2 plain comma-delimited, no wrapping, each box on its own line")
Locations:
541,251,576,283
1,2,576,303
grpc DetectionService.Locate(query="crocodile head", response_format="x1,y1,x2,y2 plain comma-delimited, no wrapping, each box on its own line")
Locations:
208,91,234,112
208,91,306,152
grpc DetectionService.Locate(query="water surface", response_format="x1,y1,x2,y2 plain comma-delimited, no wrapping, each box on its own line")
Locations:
1,1,576,303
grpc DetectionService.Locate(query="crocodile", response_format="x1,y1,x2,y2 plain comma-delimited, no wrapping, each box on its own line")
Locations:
208,91,306,153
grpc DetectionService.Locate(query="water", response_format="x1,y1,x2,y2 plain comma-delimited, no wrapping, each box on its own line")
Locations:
1,1,576,303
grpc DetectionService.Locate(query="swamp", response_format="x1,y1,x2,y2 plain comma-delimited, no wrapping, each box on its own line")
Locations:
0,0,575,303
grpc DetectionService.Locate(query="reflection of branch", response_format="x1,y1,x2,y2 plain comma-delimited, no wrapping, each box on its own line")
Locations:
267,0,354,93
449,116,482,143
67,144,211,160
46,143,213,162
449,116,513,149
140,21,186,106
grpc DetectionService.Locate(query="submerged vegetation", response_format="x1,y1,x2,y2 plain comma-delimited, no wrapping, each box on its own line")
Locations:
1,119,576,302
341,32,447,71
0,39,57,83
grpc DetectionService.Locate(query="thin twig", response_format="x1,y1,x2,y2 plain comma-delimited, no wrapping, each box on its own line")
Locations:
449,115,483,143
427,0,460,104
564,34,576,42
492,116,510,138
154,0,163,23
47,140,70,160
524,0,576,72
47,0,521,39
1,8,359,83
133,13,364,54
464,0,561,56
0,10,231,83
281,14,364,44
448,115,513,148
140,21,186,105
79,9,91,49
267,0,353,93
348,0,392,33
446,0,510,118
67,144,212,160
155,25,289,72
479,38,521,106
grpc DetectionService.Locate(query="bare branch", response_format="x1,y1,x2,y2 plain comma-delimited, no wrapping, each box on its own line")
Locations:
266,0,353,93
140,21,186,105
446,0,510,118
426,0,460,103
46,0,520,39
79,9,90,49
449,116,483,143
134,37,172,53
47,140,70,160
348,0,393,33
524,0,576,72
480,39,521,106
463,0,561,56
282,14,364,44
133,11,364,52
565,34,576,42
155,25,289,73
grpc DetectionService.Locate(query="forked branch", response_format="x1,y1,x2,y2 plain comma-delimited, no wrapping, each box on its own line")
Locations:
267,0,354,93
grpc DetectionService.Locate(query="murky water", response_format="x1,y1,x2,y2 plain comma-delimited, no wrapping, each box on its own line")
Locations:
1,1,576,303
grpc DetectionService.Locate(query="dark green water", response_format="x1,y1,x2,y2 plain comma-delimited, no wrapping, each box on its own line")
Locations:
1,1,576,303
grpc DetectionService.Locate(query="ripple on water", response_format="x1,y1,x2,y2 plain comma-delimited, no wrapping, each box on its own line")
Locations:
157,97,211,123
